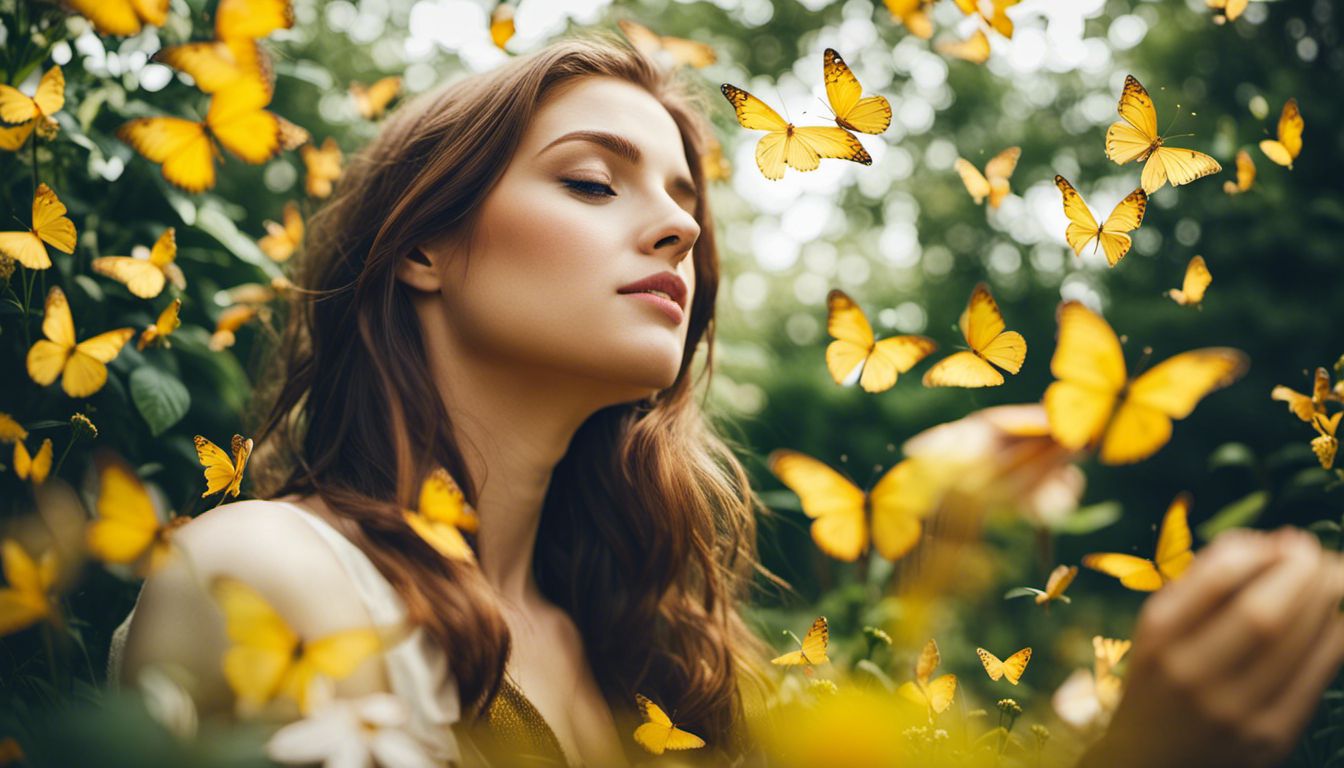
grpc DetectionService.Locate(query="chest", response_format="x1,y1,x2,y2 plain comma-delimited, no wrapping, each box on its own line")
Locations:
504,608,628,766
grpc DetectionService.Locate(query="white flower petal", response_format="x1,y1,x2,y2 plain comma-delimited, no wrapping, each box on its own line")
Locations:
369,730,437,768
357,694,410,727
267,710,358,763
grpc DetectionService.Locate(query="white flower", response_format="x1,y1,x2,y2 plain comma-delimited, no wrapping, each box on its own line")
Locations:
266,682,436,768
136,664,198,742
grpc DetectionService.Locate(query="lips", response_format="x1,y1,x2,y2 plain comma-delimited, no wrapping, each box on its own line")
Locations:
616,271,688,311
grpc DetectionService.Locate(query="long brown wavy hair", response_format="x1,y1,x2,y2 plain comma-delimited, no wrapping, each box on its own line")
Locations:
247,34,767,752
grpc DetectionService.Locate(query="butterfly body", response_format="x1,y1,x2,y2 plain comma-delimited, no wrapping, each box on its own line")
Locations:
1054,176,1146,267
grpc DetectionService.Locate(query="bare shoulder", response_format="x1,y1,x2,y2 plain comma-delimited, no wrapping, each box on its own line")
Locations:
118,498,388,705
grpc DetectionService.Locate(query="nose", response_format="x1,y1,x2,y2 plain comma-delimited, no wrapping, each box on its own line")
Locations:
641,200,700,264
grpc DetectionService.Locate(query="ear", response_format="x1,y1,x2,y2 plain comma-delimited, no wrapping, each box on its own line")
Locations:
395,244,442,292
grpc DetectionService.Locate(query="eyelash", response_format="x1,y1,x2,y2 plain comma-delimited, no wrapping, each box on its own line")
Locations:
562,178,617,198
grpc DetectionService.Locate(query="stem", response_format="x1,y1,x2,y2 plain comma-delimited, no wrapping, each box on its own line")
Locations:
51,436,74,478
20,266,33,348
41,620,58,688
30,118,38,194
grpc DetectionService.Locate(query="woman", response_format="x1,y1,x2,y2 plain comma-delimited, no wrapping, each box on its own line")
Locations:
113,34,1344,768
116,36,765,767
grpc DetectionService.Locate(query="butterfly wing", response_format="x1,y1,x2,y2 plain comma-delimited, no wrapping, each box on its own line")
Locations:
0,83,39,124
67,0,144,35
1224,149,1255,194
773,616,830,665
208,79,281,164
1106,75,1158,165
26,287,77,387
194,436,238,497
823,49,891,135
768,450,867,562
1147,146,1222,194
825,289,875,385
915,638,941,686
1040,564,1077,604
923,352,1003,388
1125,348,1248,421
635,695,703,754
861,335,936,393
869,459,938,560
788,126,872,174
1000,647,1032,685
1045,302,1126,451
1054,176,1101,257
1082,553,1164,591
955,159,991,204
215,0,294,40
118,116,218,193
28,184,76,257
227,435,253,497
1096,188,1147,267
285,627,382,710
976,648,1005,681
1169,255,1212,306
92,257,167,299
937,29,991,64
924,674,957,713
1154,493,1194,582
964,283,1024,371
1259,98,1303,167
213,577,297,714
0,120,36,151
87,454,160,564
883,0,934,38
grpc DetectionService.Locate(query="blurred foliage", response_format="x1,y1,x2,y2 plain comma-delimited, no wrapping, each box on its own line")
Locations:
0,0,1342,765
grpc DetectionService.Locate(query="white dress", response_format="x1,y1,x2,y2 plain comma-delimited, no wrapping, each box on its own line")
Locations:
107,500,463,764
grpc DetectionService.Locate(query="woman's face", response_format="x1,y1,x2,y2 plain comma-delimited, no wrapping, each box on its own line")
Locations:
418,75,703,403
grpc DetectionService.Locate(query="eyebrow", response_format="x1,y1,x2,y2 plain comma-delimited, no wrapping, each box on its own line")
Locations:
538,129,699,206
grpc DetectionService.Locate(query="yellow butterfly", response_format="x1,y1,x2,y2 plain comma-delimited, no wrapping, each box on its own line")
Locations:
0,184,77,271
0,539,59,637
1166,255,1212,307
1207,0,1249,23
85,453,186,574
138,298,182,350
489,2,516,50
0,413,27,443
13,438,53,486
772,617,830,666
92,228,184,299
1259,98,1303,169
633,694,705,755
194,434,253,499
349,76,401,120
404,468,479,562
937,29,991,64
209,303,269,351
118,78,282,193
1045,301,1247,465
258,201,303,262
1105,75,1222,194
212,576,381,715
720,84,871,181
27,287,134,398
923,283,1025,389
897,639,957,716
1223,149,1255,194
154,38,272,94
823,49,892,135
826,290,936,393
883,0,934,39
955,148,1019,209
769,451,937,562
66,0,169,36
1054,175,1146,267
214,0,294,41
618,19,717,69
953,0,1020,38
976,646,1031,685
1006,564,1077,606
1272,367,1336,423
701,135,731,182
1083,493,1194,591
302,137,343,198
1312,413,1341,471
0,66,64,134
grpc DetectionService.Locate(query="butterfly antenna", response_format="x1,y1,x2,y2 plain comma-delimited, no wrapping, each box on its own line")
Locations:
1132,345,1154,376
776,87,794,124
783,629,802,647
1160,102,1185,139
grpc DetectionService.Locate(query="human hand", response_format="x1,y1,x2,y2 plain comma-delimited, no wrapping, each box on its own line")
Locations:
1082,528,1344,768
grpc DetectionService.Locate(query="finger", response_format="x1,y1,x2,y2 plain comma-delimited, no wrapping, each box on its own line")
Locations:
1166,534,1323,682
1260,614,1344,759
1238,553,1344,705
1139,530,1283,640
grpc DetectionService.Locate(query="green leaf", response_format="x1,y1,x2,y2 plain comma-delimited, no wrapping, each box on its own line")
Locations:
1004,587,1044,600
1197,491,1270,540
129,366,191,437
1208,442,1256,471
1050,502,1122,535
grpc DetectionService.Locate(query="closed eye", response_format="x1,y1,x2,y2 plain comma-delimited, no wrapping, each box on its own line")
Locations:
562,178,616,198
